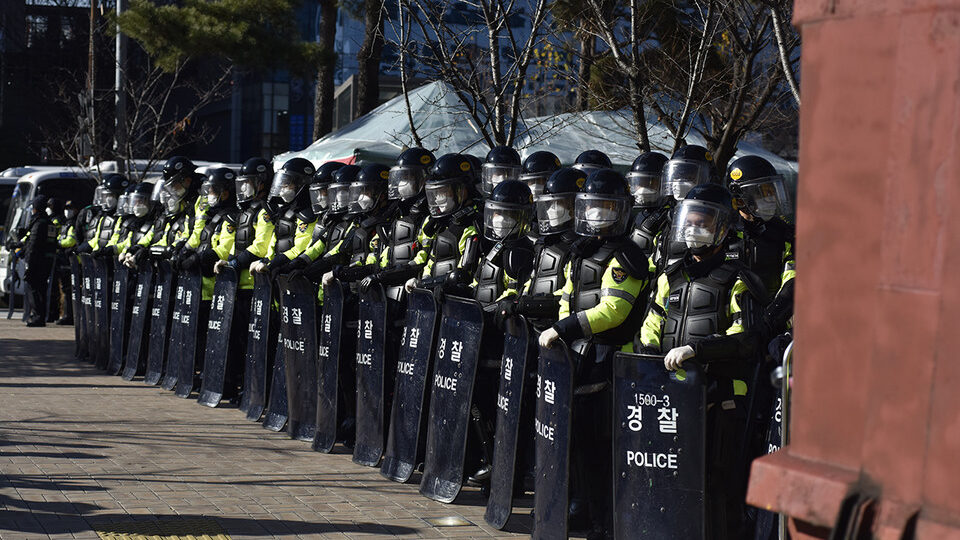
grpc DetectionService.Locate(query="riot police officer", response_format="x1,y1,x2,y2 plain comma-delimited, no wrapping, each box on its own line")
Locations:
79,174,130,255
55,199,79,325
638,183,764,539
404,154,484,293
518,150,562,199
251,158,317,280
655,144,717,270
496,167,586,331
294,164,360,290
481,145,522,195
183,168,238,299
539,169,651,538
626,151,670,258
213,157,275,290
571,149,612,172
115,183,158,258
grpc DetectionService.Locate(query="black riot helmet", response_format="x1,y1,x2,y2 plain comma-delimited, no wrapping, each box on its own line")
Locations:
349,163,391,215
627,151,669,208
574,169,631,238
671,183,736,256
64,199,78,220
161,156,197,203
425,153,474,217
726,155,791,222
662,144,714,201
95,173,132,212
481,145,522,195
128,182,155,219
309,161,346,214
484,180,533,241
572,149,612,172
327,164,361,215
236,157,272,206
389,147,436,201
269,157,315,206
118,183,137,216
202,167,237,210
47,197,64,217
519,151,561,198
536,167,586,236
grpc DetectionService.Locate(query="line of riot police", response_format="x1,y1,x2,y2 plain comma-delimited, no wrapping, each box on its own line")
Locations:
60,144,795,540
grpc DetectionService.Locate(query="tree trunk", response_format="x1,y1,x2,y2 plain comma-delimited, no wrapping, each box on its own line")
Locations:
356,0,385,116
576,35,593,111
313,0,338,139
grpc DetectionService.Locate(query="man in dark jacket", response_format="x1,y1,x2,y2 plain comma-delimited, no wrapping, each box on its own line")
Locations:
22,195,59,326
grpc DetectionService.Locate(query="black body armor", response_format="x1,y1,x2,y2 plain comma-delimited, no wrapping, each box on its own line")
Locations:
234,201,267,254
474,238,533,306
660,261,741,352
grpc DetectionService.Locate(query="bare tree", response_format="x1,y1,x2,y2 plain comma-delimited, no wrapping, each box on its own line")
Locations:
43,60,230,181
357,0,387,116
405,0,549,147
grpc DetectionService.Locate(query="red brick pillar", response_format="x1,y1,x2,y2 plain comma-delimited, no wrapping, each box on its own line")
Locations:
745,2,960,538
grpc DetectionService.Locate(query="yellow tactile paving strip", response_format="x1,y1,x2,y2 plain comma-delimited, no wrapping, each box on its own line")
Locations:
94,518,230,540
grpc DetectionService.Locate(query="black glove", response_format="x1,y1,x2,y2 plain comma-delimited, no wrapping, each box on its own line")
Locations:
267,254,290,281
494,297,518,330
358,274,379,295
282,256,308,274
180,252,199,271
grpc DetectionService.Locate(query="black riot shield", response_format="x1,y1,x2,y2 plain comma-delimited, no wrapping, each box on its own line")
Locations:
241,272,273,421
160,273,185,391
198,268,239,407
122,267,153,381
532,340,575,540
107,261,131,375
71,256,85,359
353,282,388,467
93,257,111,370
380,288,438,483
146,262,174,386
174,269,202,398
262,335,288,431
278,274,319,441
419,295,485,504
484,315,531,529
313,279,344,452
79,255,96,362
612,352,707,540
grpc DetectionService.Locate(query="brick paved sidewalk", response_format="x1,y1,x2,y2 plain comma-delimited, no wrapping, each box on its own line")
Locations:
0,315,535,539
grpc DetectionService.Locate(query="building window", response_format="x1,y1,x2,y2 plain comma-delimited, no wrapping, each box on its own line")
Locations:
26,15,48,49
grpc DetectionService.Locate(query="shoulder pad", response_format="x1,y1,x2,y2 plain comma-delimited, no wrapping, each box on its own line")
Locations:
612,239,650,280
709,261,743,286
296,208,315,222
736,266,771,305
503,239,535,275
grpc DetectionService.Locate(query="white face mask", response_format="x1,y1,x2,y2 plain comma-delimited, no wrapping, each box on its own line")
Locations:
133,203,149,218
65,209,76,220
207,193,220,207
672,182,694,200
279,186,296,203
165,197,179,212
545,202,570,223
584,207,616,223
683,226,714,249
397,180,418,199
45,207,53,217
357,194,376,211
491,214,517,231
239,182,255,198
634,187,659,205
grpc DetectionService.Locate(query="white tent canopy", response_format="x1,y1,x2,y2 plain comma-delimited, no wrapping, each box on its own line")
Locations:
277,82,797,183
516,111,798,181
274,81,491,166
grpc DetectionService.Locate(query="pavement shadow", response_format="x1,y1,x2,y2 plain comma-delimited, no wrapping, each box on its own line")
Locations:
0,339,93,379
1,474,108,492
0,510,421,537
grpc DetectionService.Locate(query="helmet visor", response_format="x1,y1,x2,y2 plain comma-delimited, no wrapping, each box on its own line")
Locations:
235,175,261,204
574,193,630,237
671,199,731,251
150,181,164,202
159,189,179,213
269,171,304,203
388,166,425,200
348,182,385,214
626,172,662,207
483,201,526,241
118,194,131,215
519,172,550,198
662,160,712,201
101,190,118,212
308,184,329,214
481,163,520,195
535,193,575,235
130,192,152,218
327,182,352,214
733,175,790,221
162,175,189,200
425,182,461,217
572,162,605,173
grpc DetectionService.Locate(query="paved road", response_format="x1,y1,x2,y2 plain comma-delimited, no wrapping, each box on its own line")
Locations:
0,314,534,539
